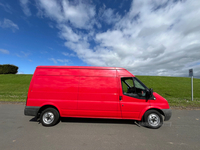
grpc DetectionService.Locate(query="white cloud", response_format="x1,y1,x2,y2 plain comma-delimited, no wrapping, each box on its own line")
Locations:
36,0,96,29
58,24,80,42
48,23,54,28
93,0,200,76
0,49,10,54
57,59,69,63
17,71,24,74
0,19,19,32
17,70,24,74
0,3,12,14
16,51,30,58
49,58,69,64
20,0,31,16
98,5,121,25
36,0,64,22
37,0,200,76
62,52,76,57
62,0,95,29
48,47,53,50
49,58,57,64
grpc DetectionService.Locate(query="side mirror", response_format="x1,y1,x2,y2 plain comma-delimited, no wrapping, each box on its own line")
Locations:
149,88,153,97
146,88,153,99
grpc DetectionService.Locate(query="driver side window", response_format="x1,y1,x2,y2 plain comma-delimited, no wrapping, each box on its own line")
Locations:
121,78,134,93
121,77,146,99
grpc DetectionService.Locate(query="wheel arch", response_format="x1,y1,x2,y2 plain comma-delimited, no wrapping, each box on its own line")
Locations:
38,104,60,117
139,108,165,121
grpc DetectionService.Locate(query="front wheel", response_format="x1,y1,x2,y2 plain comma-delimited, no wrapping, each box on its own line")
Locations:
40,108,59,127
144,110,163,129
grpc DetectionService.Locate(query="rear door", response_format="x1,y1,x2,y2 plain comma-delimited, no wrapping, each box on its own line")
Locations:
29,68,79,117
119,77,150,120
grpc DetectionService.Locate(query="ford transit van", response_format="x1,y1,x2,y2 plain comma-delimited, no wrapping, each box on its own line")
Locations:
24,66,171,128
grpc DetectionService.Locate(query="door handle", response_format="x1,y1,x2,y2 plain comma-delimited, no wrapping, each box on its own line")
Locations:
119,96,122,101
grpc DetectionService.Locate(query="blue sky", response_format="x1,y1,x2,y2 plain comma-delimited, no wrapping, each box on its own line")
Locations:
0,0,200,76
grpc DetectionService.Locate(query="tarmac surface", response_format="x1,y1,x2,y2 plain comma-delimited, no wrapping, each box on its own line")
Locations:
0,104,200,150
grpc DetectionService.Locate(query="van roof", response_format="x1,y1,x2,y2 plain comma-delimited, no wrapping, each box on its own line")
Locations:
37,66,125,70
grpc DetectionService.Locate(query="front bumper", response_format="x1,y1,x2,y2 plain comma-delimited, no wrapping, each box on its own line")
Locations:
161,109,172,121
24,106,40,116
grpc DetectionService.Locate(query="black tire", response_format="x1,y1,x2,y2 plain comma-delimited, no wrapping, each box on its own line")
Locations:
138,115,145,127
144,110,163,129
40,108,59,127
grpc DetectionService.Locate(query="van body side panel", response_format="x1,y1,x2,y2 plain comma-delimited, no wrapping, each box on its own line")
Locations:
77,69,121,118
79,69,116,77
35,68,80,76
27,68,79,116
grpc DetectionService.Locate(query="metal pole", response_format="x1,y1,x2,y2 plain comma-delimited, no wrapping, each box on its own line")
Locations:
191,76,193,101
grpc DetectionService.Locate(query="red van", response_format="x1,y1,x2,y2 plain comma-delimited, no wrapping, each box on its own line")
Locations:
24,66,171,129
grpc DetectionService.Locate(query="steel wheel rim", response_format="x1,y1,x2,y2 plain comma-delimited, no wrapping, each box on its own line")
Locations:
148,113,160,127
43,112,54,124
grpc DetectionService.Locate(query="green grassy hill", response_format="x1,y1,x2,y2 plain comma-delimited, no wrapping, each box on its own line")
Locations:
0,74,199,107
0,75,32,102
137,76,200,107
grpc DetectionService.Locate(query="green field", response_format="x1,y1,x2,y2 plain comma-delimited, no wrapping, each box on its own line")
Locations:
0,75,32,102
0,74,200,108
137,76,200,108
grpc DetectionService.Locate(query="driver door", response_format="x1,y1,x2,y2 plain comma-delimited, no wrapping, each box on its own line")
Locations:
119,77,150,120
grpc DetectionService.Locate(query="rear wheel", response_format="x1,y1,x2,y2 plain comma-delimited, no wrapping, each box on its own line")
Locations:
40,108,59,127
144,110,163,129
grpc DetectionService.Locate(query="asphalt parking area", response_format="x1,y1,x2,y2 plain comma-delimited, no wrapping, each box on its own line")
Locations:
0,104,199,150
